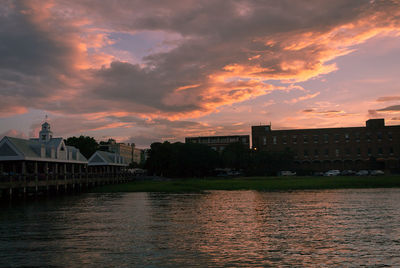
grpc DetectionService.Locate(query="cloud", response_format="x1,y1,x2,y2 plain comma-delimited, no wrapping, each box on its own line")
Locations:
0,129,28,139
376,96,400,102
285,92,320,104
301,108,351,117
1,0,400,127
377,105,400,111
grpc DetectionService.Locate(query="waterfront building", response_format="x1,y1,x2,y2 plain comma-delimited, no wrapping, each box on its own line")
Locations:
0,122,87,177
185,135,250,152
252,119,400,172
88,150,128,166
88,151,128,180
133,147,142,164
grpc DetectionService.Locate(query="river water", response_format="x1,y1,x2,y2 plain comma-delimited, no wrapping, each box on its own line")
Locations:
1,189,400,267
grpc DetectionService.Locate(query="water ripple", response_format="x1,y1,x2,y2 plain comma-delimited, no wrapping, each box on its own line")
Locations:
1,189,400,267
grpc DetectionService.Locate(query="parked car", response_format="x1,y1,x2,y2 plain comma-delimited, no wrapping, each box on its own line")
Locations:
370,170,384,176
324,170,341,176
313,172,324,176
278,171,296,176
356,170,369,176
341,170,356,176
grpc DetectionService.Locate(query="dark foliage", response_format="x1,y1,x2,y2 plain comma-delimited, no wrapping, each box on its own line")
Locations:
145,141,219,177
145,141,295,177
65,136,99,159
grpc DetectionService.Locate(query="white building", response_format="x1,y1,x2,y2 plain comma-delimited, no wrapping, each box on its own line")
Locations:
0,122,87,176
88,150,128,175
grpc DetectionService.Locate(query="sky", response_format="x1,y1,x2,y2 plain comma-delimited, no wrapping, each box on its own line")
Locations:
1,0,400,148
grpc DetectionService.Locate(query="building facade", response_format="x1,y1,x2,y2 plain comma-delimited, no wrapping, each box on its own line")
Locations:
252,119,400,173
185,135,250,152
99,139,143,165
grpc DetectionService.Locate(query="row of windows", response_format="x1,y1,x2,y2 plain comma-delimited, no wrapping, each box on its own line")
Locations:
264,132,394,145
190,137,249,144
297,147,395,158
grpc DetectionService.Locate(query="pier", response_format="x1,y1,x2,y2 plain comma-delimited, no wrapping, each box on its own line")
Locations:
0,162,131,198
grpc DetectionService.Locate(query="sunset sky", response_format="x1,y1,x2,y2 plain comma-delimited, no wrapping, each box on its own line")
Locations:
1,0,400,148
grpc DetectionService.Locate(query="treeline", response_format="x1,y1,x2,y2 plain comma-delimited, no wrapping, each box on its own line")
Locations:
145,141,294,177
64,136,295,177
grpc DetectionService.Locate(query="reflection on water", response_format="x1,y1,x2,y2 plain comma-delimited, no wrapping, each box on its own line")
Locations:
1,189,400,267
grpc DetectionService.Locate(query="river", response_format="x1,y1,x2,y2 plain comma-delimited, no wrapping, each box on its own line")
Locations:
1,189,400,267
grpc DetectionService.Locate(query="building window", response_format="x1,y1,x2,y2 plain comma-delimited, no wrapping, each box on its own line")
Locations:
345,133,349,142
377,132,382,141
390,147,394,155
304,149,308,157
355,132,360,142
313,135,318,143
292,135,297,144
314,149,319,157
335,134,340,143
378,148,383,155
366,133,371,142
345,148,350,156
325,148,329,157
368,148,371,156
263,136,267,146
357,148,361,156
388,132,393,141
303,135,308,144
282,136,287,144
324,134,329,143
335,149,340,157
273,136,277,144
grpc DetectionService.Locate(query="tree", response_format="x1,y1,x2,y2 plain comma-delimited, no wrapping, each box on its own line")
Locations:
145,141,219,177
65,136,99,159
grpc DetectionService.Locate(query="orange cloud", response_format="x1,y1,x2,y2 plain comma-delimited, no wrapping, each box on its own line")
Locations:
376,96,400,102
285,92,320,104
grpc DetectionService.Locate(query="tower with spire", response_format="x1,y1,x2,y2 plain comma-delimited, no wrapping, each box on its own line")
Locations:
39,122,53,142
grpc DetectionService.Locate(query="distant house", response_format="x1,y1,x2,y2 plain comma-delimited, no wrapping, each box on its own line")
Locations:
99,138,144,164
0,122,87,176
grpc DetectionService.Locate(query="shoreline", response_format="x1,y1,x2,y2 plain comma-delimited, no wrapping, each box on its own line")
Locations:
90,175,400,193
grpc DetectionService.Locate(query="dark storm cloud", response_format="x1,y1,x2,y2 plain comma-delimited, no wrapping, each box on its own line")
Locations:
1,0,400,121
377,105,400,111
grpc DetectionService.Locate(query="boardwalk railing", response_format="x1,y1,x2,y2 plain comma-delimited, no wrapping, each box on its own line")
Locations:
0,172,133,198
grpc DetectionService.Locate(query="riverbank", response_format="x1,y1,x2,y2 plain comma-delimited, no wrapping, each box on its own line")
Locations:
90,175,400,193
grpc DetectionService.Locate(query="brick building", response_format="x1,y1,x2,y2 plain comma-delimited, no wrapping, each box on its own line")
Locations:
185,135,250,153
252,119,400,173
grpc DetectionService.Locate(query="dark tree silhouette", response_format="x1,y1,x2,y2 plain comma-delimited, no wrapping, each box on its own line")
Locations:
65,136,99,159
145,141,219,177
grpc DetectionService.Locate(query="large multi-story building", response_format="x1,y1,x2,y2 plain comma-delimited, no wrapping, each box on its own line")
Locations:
185,135,250,152
99,139,143,165
252,119,400,172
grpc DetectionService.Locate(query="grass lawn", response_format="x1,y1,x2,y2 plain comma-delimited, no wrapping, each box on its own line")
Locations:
90,175,400,193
